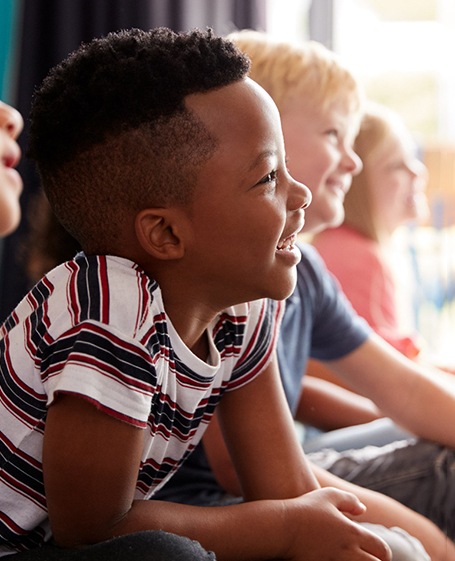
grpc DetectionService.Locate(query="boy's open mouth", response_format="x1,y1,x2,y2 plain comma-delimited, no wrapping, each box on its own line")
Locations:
277,234,296,251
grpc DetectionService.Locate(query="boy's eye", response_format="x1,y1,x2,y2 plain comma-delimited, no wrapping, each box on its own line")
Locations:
258,170,278,185
327,129,339,140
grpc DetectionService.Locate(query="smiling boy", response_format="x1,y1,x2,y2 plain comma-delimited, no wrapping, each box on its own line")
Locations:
0,28,392,561
156,31,455,561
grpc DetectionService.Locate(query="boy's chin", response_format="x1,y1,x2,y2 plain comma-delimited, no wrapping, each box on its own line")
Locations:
328,206,345,228
270,274,297,302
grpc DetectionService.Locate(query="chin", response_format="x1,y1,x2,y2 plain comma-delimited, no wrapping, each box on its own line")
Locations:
311,217,341,234
311,206,344,232
0,210,21,237
271,276,297,302
329,206,345,227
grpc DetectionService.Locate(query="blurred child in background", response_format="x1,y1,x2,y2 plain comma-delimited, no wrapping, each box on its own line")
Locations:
313,102,429,360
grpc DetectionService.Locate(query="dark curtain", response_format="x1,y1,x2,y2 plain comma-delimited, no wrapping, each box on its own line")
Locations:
0,0,265,321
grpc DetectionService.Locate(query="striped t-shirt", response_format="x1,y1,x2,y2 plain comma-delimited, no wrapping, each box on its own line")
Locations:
0,253,281,556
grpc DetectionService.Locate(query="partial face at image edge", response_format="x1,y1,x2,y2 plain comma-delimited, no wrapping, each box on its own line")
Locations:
0,101,24,237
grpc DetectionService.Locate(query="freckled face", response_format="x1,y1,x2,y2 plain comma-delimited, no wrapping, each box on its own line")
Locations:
280,99,362,234
183,79,312,307
0,101,23,237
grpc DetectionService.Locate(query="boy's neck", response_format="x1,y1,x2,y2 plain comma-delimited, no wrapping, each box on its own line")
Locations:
165,296,214,361
144,264,216,360
134,252,220,360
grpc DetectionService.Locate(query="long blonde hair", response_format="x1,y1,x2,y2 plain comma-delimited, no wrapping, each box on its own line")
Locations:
343,102,416,241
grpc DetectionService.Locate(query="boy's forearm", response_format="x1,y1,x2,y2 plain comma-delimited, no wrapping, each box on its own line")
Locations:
402,370,455,448
50,481,287,559
111,498,290,561
297,375,382,430
373,365,455,449
109,490,389,561
332,336,455,448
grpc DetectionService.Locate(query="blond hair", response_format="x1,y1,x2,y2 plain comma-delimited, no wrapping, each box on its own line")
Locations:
343,102,414,241
227,30,363,117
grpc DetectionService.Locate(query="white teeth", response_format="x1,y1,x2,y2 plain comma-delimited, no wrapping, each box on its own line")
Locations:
277,235,295,250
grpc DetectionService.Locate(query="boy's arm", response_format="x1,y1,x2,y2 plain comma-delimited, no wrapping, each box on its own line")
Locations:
328,333,455,447
43,359,390,561
296,374,382,430
215,352,318,499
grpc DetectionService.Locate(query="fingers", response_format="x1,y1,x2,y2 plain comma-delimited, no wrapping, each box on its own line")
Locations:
290,488,392,561
357,524,392,561
328,489,392,560
317,488,392,560
317,486,367,517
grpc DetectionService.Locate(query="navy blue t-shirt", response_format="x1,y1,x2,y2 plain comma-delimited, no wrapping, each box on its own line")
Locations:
278,243,370,414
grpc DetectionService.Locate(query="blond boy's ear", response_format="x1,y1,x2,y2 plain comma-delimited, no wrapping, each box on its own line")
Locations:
135,208,186,260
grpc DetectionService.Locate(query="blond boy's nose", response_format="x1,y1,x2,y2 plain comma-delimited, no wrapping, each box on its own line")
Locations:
346,149,363,176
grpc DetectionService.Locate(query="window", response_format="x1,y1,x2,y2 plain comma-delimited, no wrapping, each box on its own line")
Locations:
265,0,455,362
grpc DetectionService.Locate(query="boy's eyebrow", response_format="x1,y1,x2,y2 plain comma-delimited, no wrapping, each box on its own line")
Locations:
248,149,279,172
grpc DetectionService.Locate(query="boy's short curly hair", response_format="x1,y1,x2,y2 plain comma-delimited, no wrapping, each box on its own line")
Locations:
28,27,250,253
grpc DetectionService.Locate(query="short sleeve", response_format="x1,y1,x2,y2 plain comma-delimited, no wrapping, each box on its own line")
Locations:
41,320,155,427
277,245,371,413
225,298,283,392
307,248,371,360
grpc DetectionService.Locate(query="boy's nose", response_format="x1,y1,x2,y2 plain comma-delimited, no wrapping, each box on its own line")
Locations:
344,147,363,176
291,178,312,210
0,101,24,140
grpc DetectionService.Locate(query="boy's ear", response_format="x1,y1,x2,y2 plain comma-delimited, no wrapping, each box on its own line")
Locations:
135,208,186,260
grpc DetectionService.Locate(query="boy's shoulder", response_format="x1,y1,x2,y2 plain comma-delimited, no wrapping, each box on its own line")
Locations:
2,254,160,340
61,253,159,326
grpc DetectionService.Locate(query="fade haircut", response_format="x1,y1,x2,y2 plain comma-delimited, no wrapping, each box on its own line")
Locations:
28,27,250,253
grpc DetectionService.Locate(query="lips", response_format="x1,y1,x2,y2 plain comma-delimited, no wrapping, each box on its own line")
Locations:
1,140,21,170
338,177,354,195
277,210,306,250
277,234,296,250
1,141,23,195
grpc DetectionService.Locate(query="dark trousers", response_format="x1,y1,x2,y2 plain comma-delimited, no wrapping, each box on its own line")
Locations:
10,531,216,560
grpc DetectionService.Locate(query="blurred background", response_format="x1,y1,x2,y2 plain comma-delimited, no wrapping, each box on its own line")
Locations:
1,0,454,360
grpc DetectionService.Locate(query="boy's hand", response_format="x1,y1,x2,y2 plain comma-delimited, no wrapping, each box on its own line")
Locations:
284,487,392,561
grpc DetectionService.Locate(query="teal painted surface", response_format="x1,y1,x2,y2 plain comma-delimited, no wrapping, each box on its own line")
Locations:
0,0,19,102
